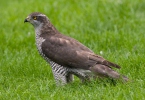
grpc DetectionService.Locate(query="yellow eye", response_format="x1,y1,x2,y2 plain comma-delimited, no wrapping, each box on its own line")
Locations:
33,16,37,20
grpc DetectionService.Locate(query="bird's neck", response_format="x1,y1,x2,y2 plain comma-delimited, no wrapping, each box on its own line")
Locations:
34,23,43,39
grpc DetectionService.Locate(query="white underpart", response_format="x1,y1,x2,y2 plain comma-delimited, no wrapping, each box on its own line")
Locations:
35,23,45,54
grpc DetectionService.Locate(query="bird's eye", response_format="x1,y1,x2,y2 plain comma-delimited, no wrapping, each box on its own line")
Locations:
33,16,37,20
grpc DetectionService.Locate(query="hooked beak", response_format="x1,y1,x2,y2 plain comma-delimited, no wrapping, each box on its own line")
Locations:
24,16,30,23
24,18,28,23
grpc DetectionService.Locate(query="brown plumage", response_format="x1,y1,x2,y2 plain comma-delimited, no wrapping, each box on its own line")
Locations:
24,12,128,85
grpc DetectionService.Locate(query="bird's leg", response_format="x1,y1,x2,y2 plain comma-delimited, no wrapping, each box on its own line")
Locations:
52,70,68,86
80,75,91,83
50,62,70,86
52,72,74,86
68,69,93,83
71,72,91,83
66,73,74,83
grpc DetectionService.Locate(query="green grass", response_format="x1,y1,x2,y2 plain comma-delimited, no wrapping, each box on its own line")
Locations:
0,0,145,99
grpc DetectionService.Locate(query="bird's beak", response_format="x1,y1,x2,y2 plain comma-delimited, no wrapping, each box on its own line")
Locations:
24,16,30,23
24,18,28,23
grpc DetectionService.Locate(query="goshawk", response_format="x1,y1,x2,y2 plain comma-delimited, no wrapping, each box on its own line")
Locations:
24,12,128,85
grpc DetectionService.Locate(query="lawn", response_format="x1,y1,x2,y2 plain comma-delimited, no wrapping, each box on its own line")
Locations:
0,0,145,100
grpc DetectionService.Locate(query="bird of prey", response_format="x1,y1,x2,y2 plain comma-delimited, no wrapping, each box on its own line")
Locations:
24,12,128,85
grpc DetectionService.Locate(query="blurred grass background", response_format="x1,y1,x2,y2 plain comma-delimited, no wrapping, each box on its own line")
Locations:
0,0,145,99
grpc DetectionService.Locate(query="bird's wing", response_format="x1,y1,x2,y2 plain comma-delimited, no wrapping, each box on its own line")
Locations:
88,54,120,69
41,34,120,69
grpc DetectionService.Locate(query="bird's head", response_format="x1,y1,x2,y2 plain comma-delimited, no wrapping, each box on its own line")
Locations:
24,12,49,27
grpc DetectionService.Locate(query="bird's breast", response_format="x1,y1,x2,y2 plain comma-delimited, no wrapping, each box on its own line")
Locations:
35,36,46,56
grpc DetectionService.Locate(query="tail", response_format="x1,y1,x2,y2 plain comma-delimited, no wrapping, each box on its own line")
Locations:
89,64,128,82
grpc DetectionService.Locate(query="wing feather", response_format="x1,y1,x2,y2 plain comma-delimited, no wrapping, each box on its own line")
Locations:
41,33,120,69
